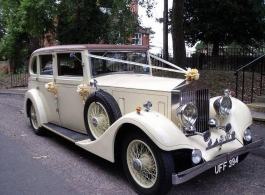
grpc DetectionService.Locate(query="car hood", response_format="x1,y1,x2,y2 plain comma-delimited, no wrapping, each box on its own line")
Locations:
94,74,184,92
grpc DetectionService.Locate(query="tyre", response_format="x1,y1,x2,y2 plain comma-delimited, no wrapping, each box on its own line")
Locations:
239,139,252,163
84,90,121,141
29,102,45,135
122,131,174,195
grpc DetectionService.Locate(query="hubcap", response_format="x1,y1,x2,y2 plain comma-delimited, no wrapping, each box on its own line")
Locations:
92,117,98,127
133,159,142,172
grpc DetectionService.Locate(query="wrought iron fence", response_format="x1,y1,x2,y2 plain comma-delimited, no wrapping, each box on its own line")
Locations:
186,47,265,71
234,54,265,103
151,48,265,103
10,67,28,88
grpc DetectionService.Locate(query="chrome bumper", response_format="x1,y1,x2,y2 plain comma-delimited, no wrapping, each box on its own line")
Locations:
172,137,264,185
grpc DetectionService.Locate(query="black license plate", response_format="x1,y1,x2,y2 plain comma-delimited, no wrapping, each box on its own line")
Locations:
214,156,238,174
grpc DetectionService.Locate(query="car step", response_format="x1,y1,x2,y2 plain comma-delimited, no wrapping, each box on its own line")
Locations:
42,123,90,143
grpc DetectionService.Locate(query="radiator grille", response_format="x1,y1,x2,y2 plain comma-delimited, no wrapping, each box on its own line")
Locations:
180,89,209,133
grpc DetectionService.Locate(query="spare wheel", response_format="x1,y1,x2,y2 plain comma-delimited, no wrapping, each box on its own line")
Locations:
84,90,122,141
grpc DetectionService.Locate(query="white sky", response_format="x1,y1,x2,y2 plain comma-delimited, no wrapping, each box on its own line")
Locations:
138,1,196,54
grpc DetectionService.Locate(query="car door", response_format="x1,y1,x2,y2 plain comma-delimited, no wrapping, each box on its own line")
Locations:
55,52,88,134
37,53,61,125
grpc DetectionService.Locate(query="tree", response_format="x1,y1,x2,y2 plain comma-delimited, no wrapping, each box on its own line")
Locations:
0,0,56,68
172,0,186,67
0,0,139,70
140,0,186,67
183,0,265,55
163,0,169,60
56,0,139,45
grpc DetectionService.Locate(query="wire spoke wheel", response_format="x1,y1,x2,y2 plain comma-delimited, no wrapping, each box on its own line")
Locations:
28,102,44,135
30,104,39,130
88,102,110,139
127,140,157,188
84,90,122,141
122,132,174,195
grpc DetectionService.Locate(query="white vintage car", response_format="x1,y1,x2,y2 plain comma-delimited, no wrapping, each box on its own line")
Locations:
24,44,263,195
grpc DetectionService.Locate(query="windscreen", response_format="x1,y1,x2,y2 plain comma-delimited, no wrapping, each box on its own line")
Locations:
89,51,149,76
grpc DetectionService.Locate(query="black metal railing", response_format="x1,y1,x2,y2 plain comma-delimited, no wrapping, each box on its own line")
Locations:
234,54,265,103
10,70,28,88
187,47,265,71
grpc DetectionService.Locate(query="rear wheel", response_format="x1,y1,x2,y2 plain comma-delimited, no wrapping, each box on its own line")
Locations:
29,102,45,135
122,132,174,195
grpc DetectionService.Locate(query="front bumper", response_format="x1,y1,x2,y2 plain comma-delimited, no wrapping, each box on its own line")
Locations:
172,137,264,185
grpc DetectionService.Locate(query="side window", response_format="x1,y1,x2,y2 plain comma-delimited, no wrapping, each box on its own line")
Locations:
40,54,53,75
57,53,83,76
31,56,37,74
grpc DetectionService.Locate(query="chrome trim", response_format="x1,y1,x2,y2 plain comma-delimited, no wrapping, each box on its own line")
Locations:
172,80,210,133
206,133,235,150
180,89,209,133
172,137,264,185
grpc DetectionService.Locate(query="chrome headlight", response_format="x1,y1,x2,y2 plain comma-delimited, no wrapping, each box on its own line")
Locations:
214,95,232,117
191,149,202,164
244,128,252,142
177,102,198,130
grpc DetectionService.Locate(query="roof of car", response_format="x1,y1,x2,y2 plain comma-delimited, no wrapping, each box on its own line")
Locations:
31,44,149,55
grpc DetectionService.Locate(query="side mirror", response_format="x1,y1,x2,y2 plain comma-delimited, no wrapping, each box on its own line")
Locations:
70,53,76,60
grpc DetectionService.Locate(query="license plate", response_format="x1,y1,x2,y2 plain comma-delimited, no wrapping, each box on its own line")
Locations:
214,156,238,174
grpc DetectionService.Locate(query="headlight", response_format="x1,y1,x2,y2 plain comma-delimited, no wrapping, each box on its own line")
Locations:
244,128,252,142
214,95,232,117
191,149,202,164
177,102,198,130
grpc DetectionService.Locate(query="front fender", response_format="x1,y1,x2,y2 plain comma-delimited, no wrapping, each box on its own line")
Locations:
76,110,193,162
113,110,194,151
210,96,252,142
24,89,47,127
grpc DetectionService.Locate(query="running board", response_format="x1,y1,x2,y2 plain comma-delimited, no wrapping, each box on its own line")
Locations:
42,123,90,143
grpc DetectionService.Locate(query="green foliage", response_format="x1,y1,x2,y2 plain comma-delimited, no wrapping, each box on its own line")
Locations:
107,0,139,44
138,0,156,17
0,0,56,68
56,0,139,45
183,0,265,48
56,0,105,44
0,0,139,69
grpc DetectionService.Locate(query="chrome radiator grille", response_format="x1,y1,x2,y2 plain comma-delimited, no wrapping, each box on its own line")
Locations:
180,89,210,133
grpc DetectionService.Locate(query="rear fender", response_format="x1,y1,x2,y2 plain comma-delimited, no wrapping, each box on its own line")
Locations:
24,89,47,127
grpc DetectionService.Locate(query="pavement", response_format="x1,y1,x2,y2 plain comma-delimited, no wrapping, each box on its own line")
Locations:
0,88,28,96
0,88,264,152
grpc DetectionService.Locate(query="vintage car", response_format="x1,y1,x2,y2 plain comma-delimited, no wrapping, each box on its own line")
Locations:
24,44,263,195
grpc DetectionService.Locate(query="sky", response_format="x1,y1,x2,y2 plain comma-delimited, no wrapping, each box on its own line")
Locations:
138,1,196,54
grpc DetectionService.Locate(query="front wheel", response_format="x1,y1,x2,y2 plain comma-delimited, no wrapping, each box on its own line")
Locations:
122,132,174,195
239,139,252,162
